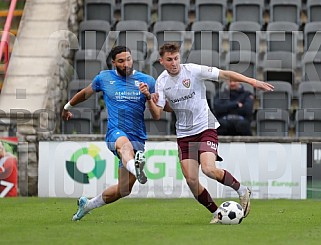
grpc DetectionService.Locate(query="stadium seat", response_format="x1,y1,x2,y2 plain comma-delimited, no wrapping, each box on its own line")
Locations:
74,49,107,80
148,50,165,79
185,50,221,68
152,21,186,53
266,21,299,53
304,22,321,52
307,0,321,23
302,51,321,81
298,81,321,109
258,81,292,110
232,0,265,25
115,20,149,58
99,109,108,134
296,108,321,137
84,0,115,24
195,0,227,24
229,21,261,53
62,108,94,134
269,0,301,25
262,51,296,85
256,108,290,136
191,21,223,52
204,80,217,111
79,20,110,52
68,79,100,110
120,0,152,24
144,110,172,135
225,50,257,86
131,50,146,71
158,0,189,25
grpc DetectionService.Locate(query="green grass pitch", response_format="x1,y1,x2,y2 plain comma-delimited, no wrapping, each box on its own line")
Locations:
1,198,321,245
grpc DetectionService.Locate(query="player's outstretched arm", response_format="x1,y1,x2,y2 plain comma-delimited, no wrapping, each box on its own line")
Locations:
61,84,95,121
218,70,274,92
253,80,274,91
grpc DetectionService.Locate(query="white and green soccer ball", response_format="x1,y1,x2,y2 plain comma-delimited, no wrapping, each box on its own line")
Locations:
217,201,244,225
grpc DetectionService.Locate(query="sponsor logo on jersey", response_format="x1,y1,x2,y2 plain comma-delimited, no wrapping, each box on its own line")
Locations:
182,79,191,88
170,91,195,103
135,80,140,87
110,80,115,84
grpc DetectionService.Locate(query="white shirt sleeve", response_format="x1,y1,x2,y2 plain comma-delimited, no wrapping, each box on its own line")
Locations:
155,78,166,108
189,63,220,81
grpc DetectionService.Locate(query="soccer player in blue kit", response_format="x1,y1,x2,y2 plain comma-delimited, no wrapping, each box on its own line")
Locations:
62,46,156,221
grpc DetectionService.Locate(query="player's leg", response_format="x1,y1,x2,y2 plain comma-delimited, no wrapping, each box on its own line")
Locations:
180,158,219,223
177,134,219,219
72,167,136,221
198,129,251,217
104,166,137,202
115,136,147,184
180,158,203,197
199,152,251,218
72,133,146,221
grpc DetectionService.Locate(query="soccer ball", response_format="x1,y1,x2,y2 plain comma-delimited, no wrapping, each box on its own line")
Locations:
217,201,244,225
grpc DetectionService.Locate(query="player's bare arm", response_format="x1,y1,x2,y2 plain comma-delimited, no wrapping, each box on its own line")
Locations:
218,70,274,92
61,84,95,121
151,93,173,112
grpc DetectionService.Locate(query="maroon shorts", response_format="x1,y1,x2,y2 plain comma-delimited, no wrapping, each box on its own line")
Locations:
177,129,223,161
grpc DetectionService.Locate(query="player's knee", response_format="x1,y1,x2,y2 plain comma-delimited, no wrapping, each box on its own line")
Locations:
185,176,198,187
118,142,133,156
201,164,216,178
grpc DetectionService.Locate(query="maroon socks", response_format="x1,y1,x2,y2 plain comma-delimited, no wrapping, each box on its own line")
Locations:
197,188,218,213
219,170,241,191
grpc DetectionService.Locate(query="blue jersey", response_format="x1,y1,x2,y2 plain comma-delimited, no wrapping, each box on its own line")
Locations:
92,70,155,141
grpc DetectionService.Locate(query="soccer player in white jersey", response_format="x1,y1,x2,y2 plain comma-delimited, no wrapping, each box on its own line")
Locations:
62,46,156,221
145,42,274,223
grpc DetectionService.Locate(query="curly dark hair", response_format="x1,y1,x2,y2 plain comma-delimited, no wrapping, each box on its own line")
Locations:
110,46,131,61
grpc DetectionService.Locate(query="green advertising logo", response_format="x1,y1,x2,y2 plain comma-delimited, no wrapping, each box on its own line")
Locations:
66,144,106,183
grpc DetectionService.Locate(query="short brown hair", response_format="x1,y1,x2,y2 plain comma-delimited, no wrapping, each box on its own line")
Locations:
159,42,180,57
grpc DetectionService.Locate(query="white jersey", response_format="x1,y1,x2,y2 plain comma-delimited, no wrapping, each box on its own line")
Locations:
156,63,221,138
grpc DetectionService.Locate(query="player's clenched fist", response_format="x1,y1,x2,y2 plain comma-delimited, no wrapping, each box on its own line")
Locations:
139,82,151,99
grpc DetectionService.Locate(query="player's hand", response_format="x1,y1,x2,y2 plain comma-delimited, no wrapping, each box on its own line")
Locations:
139,82,150,97
152,93,159,103
254,80,274,91
61,109,73,121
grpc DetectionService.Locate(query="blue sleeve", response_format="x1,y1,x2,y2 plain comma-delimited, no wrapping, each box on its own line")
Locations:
148,76,156,93
92,74,102,92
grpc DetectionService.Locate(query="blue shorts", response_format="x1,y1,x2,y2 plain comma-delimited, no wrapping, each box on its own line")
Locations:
106,129,145,167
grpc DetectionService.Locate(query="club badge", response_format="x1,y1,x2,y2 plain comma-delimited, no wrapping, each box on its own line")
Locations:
182,79,191,88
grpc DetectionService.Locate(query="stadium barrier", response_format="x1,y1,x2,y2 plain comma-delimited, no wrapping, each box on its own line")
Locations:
38,140,316,199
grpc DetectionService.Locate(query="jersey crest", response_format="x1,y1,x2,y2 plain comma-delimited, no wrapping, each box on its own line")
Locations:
182,79,191,88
